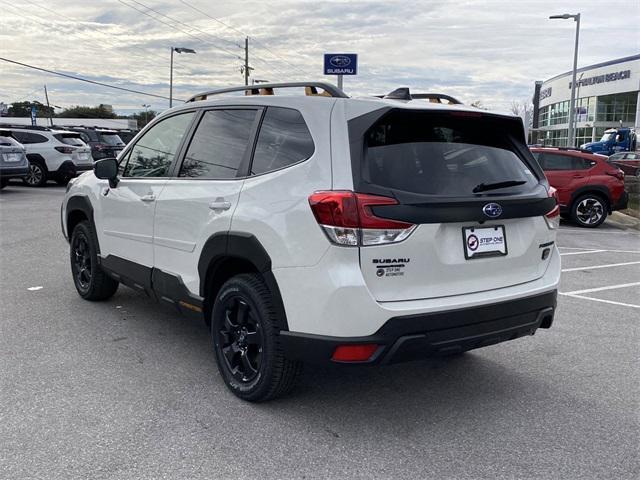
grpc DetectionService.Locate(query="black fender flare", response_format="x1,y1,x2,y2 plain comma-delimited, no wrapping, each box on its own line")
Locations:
198,231,289,331
570,185,612,212
65,195,98,250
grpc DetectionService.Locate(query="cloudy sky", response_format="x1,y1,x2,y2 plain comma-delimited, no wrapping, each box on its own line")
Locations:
1,0,638,115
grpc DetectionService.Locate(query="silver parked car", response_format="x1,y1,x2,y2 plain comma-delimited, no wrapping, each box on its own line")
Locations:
0,129,29,189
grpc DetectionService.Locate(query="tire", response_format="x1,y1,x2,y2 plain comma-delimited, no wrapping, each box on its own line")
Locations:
211,273,302,402
70,221,119,300
56,176,71,186
23,161,48,187
570,193,608,228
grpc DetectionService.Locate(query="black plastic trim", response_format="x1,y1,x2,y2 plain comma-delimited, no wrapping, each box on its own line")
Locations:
569,185,612,212
65,195,95,245
280,291,557,365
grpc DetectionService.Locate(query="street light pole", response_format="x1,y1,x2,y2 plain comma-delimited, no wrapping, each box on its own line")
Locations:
169,47,197,108
142,104,150,126
550,13,581,147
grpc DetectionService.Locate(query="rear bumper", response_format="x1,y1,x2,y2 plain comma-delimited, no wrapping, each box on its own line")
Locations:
280,290,557,365
0,165,29,178
612,191,629,211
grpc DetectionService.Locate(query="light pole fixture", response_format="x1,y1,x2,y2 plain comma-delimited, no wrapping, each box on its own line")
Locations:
170,47,196,108
142,103,150,125
549,13,580,147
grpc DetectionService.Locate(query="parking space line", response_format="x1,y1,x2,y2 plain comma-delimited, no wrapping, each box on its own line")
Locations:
557,247,640,254
562,260,640,272
560,293,640,309
560,250,606,256
559,228,640,235
562,282,640,296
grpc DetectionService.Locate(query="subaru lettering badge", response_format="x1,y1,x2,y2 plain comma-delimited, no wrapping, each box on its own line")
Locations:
330,55,351,68
482,203,502,218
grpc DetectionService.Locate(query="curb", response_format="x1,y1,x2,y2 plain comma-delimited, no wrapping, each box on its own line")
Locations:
607,211,640,231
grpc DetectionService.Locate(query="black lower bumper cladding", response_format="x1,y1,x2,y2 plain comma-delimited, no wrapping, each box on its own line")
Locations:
280,291,557,365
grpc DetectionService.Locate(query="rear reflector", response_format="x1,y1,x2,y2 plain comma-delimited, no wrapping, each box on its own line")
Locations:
308,191,416,246
331,344,379,362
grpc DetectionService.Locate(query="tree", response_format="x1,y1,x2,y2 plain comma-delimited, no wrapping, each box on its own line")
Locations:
6,101,55,118
57,104,116,119
129,109,158,129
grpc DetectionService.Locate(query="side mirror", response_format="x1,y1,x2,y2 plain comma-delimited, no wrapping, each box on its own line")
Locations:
94,158,119,188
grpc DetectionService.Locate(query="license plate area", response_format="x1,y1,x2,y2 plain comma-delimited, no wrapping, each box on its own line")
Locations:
463,225,507,259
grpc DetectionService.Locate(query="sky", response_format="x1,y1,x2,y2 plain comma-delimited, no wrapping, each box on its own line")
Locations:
1,0,638,116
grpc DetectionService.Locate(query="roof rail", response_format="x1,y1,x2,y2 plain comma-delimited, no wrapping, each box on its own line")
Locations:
187,82,348,102
0,123,52,131
555,147,596,154
375,88,463,104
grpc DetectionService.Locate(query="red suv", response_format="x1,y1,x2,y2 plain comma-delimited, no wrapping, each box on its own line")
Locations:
530,147,627,228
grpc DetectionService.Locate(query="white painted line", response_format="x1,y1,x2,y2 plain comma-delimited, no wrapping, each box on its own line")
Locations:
561,261,640,272
560,250,605,256
562,282,640,296
560,293,640,309
557,246,640,254
559,228,640,235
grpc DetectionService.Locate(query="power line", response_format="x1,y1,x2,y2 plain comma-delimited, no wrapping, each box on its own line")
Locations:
0,57,176,101
178,0,315,78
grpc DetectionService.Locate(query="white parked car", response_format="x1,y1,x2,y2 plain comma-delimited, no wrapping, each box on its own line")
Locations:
2,125,93,187
61,82,561,401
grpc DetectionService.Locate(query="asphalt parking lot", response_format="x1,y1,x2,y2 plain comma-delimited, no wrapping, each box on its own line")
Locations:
1,184,638,480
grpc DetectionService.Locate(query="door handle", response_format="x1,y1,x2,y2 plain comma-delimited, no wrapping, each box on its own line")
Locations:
140,194,156,202
209,199,232,211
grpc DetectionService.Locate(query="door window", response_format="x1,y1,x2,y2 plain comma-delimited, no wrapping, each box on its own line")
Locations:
179,109,257,179
250,107,314,175
122,112,195,178
538,153,577,171
11,132,48,144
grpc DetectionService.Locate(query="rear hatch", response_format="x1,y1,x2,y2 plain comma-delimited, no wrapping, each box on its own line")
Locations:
349,108,556,302
53,133,93,166
97,131,126,158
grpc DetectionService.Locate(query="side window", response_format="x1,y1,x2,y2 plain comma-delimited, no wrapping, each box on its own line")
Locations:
539,153,574,171
251,107,314,175
573,157,593,170
79,132,92,143
179,109,257,179
12,132,47,144
122,112,195,178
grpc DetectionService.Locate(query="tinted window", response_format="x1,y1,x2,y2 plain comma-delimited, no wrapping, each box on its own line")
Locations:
538,153,590,170
0,135,20,147
251,107,314,175
99,132,124,146
179,109,257,179
53,134,86,146
123,112,195,178
363,112,537,196
11,132,48,144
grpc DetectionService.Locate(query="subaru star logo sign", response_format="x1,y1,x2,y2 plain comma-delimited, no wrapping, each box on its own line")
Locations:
323,53,358,75
483,203,503,218
329,55,351,68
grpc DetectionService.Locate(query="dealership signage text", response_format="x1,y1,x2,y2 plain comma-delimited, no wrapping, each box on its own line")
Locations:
569,70,631,88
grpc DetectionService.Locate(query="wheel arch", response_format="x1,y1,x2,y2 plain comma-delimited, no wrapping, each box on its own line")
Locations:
66,195,98,250
570,185,612,212
198,232,289,331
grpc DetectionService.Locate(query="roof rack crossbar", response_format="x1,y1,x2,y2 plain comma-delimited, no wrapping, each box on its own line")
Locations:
187,82,348,102
374,89,463,104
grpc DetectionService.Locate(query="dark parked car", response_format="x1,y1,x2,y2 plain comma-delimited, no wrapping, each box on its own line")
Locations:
0,129,30,188
66,127,126,160
530,147,627,227
608,152,640,177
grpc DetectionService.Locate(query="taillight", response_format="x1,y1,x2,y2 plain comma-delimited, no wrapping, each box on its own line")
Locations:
94,143,107,151
308,191,416,246
54,146,75,154
544,186,560,230
606,169,625,181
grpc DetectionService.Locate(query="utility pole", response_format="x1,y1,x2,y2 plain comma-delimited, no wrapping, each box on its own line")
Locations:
43,85,53,127
244,37,249,86
169,47,174,108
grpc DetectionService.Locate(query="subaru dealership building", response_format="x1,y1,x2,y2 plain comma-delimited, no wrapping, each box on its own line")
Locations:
532,54,639,147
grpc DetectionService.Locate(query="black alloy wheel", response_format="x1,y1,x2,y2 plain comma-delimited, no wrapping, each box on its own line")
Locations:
216,297,263,384
71,230,92,293
571,194,608,228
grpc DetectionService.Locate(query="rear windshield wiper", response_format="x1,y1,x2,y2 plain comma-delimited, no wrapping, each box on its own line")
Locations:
472,180,527,193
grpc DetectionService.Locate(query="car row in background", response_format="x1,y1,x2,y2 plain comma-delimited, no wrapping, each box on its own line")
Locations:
530,146,627,228
608,151,640,177
0,124,130,188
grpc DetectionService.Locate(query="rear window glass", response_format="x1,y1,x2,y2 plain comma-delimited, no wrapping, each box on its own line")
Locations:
11,132,48,144
363,111,537,197
99,133,124,146
0,135,20,147
54,134,86,146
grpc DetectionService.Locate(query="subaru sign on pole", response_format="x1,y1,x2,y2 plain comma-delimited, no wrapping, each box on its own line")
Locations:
30,105,37,126
324,53,358,91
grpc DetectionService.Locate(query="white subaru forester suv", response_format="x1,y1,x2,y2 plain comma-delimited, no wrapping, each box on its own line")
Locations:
61,83,561,402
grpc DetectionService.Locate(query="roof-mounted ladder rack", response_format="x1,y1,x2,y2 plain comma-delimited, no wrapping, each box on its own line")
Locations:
187,82,348,102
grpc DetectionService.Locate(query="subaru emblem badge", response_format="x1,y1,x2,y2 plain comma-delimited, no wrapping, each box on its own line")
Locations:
483,203,502,218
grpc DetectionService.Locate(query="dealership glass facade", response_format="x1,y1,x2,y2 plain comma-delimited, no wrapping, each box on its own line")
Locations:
537,91,638,146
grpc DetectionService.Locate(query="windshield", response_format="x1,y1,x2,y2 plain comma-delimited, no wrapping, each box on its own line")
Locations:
54,134,86,147
600,132,615,142
99,133,124,146
363,111,538,197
